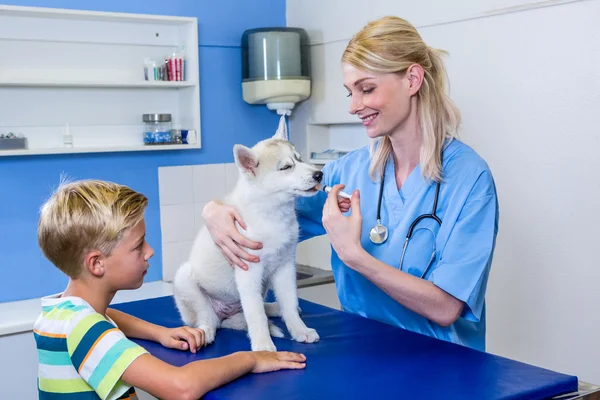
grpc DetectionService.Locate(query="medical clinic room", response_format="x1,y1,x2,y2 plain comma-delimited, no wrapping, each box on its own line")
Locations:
0,0,598,399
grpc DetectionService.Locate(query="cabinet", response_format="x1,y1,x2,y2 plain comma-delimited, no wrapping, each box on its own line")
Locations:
305,122,368,166
0,5,200,156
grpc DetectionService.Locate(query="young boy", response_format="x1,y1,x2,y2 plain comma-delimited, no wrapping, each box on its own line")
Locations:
34,179,306,400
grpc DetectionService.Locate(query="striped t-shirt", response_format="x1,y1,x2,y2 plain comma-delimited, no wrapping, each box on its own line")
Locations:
33,294,148,400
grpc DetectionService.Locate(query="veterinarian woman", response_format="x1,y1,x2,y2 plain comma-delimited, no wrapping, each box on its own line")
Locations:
202,16,499,352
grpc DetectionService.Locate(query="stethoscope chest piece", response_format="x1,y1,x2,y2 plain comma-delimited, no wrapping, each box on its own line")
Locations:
369,219,388,244
368,159,442,247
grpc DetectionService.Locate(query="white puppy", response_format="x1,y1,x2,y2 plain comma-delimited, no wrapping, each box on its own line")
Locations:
173,129,323,351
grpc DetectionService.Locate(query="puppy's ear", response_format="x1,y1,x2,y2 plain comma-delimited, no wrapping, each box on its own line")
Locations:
233,144,258,177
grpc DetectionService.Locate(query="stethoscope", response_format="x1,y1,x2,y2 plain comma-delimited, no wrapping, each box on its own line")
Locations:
369,162,442,277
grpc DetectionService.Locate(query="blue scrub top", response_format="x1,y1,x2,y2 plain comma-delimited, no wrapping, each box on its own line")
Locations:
296,139,499,351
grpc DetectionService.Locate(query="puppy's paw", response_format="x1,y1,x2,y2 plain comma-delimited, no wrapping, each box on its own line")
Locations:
197,326,216,346
291,327,319,343
251,338,277,352
268,322,285,338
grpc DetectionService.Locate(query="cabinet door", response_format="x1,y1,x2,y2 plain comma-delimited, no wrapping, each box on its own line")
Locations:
0,332,38,398
298,283,341,310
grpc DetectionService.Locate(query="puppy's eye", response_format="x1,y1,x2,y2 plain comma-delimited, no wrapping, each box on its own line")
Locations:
279,164,292,171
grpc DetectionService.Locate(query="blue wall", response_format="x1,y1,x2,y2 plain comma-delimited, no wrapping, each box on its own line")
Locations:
0,0,286,302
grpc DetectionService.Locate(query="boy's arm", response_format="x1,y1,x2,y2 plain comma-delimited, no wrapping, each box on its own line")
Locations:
106,308,161,340
122,350,306,400
106,308,203,352
65,309,305,400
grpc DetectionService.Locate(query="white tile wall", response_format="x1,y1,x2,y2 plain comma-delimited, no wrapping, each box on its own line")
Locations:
159,203,195,243
193,164,228,203
193,202,208,233
158,166,194,206
158,162,330,282
159,163,237,281
162,241,194,282
225,163,239,192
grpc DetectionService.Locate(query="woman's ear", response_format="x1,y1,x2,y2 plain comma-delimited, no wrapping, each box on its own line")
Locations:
407,63,425,95
84,250,105,278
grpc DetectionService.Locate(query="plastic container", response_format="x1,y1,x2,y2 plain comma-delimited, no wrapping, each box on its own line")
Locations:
143,114,172,144
0,137,27,150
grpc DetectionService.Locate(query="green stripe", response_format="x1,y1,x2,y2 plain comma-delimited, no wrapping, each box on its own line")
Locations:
91,338,138,389
42,300,73,312
71,320,115,372
42,300,78,314
38,349,72,366
43,308,78,321
67,313,106,354
39,378,93,393
96,344,146,398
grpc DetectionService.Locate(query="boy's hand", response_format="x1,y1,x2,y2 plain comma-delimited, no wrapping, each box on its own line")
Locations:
250,351,306,373
158,326,205,353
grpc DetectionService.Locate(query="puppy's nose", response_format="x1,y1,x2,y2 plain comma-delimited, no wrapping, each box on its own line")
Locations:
312,171,323,183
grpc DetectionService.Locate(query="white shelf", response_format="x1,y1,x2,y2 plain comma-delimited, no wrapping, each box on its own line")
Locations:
0,79,196,89
0,5,195,24
0,5,201,157
0,143,200,157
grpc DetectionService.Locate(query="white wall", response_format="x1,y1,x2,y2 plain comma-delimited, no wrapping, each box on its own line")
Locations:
288,0,587,44
288,0,600,384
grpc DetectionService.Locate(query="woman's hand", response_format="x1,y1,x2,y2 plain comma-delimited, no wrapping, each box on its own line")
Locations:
202,201,262,270
321,184,365,266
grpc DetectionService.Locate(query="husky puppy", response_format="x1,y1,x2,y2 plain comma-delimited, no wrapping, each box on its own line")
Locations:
173,129,323,351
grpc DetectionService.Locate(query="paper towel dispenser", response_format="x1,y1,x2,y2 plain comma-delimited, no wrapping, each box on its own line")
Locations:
241,27,311,113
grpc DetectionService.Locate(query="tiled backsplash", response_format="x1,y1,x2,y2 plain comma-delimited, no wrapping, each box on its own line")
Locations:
158,163,331,281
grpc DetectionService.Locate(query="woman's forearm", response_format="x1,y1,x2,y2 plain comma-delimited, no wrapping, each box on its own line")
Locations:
343,249,464,326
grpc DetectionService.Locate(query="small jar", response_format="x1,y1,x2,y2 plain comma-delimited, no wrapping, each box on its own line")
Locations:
171,129,182,144
143,114,172,144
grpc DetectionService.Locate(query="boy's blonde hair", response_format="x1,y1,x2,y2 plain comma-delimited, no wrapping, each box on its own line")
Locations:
342,16,461,182
38,179,148,278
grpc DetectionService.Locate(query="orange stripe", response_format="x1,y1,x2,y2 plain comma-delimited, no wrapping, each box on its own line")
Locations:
78,327,118,373
33,329,66,338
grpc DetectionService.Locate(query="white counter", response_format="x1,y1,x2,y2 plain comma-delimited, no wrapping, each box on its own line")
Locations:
0,281,174,337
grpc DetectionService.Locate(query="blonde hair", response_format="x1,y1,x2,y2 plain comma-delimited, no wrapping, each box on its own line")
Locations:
37,179,148,278
342,16,461,182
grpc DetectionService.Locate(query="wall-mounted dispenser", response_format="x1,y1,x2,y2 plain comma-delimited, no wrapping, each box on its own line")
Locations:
241,27,311,139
